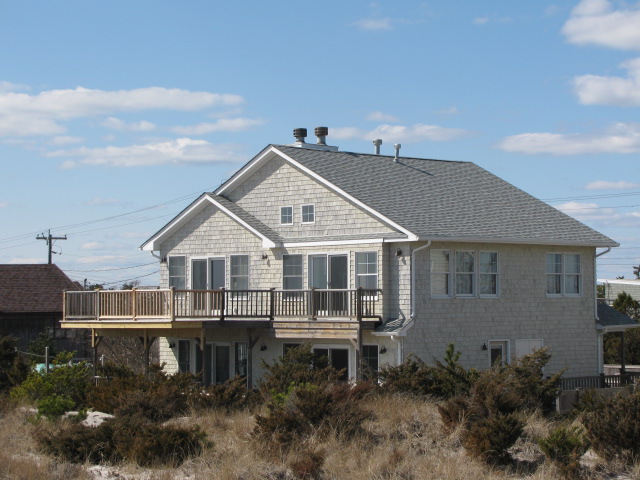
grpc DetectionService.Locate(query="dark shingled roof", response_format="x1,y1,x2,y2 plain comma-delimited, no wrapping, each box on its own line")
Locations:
597,303,638,330
275,145,617,246
0,264,80,314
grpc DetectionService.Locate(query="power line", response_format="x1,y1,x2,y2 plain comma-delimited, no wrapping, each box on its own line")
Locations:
63,261,157,273
543,191,640,203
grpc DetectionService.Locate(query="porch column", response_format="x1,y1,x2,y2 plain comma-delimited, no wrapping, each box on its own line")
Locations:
247,329,259,389
200,328,206,385
91,329,103,378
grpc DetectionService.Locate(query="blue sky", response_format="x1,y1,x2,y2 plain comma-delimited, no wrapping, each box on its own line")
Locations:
1,0,639,286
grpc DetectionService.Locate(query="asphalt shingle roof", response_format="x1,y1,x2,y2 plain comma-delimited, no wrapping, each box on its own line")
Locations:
0,264,80,314
597,303,638,329
275,145,616,246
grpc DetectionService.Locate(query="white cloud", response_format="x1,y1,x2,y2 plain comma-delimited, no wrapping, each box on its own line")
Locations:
0,86,244,137
8,257,42,264
171,117,263,135
0,81,30,93
102,117,156,132
573,57,640,106
585,180,640,190
473,15,511,25
365,111,399,122
0,201,8,208
80,242,107,251
51,138,244,168
497,122,640,155
50,135,83,145
353,17,393,31
84,197,121,206
556,201,640,227
436,106,459,115
562,0,640,50
333,123,469,143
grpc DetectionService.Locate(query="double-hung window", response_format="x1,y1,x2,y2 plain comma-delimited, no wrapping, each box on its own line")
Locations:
283,254,303,300
355,252,378,290
230,255,249,291
479,252,498,296
301,204,315,223
430,250,451,297
455,251,475,296
168,256,186,289
546,253,581,296
280,206,293,225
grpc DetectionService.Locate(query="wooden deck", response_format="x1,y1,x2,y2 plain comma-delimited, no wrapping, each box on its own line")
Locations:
62,288,382,337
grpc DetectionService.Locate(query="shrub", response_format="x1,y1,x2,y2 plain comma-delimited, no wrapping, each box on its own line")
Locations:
0,334,28,392
289,449,325,480
36,420,119,464
11,352,92,410
583,391,640,463
37,394,75,419
258,343,342,395
437,395,470,433
462,413,524,465
538,425,589,479
188,375,257,412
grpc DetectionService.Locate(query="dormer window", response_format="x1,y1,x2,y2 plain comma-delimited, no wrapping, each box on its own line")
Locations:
301,204,315,224
280,206,293,225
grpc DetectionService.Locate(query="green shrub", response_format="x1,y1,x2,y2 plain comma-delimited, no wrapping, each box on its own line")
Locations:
36,416,208,467
584,391,640,463
37,393,75,419
11,352,92,410
462,413,524,465
437,395,470,433
188,375,257,412
538,425,589,479
0,334,28,392
379,344,477,399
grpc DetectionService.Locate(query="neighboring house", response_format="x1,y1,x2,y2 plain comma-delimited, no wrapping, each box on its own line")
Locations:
599,278,640,303
0,264,90,355
62,128,635,384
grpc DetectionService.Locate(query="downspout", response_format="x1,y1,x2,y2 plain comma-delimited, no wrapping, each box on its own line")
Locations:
150,251,161,260
594,247,611,374
390,335,403,364
410,240,432,320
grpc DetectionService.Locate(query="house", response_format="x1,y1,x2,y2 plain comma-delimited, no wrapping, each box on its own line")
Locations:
0,264,90,355
61,127,635,384
599,278,640,303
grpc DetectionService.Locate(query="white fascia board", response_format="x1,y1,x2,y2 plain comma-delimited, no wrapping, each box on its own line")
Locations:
282,238,386,248
140,194,276,251
424,236,619,248
140,194,210,251
598,324,639,333
216,146,419,241
598,279,640,286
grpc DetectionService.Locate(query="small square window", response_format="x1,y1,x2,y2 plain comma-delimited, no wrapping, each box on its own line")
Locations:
280,206,293,225
301,204,315,223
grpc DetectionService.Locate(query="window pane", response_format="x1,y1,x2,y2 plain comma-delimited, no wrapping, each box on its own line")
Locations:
546,254,562,274
302,205,315,223
169,256,186,289
178,340,190,373
280,206,292,224
479,252,497,273
456,273,474,295
480,274,497,295
430,250,451,296
362,345,379,380
283,254,303,290
565,254,580,274
456,251,475,273
230,255,248,290
565,274,580,294
547,274,561,294
356,252,378,290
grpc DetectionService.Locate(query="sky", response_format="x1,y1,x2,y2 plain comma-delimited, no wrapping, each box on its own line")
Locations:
1,0,639,287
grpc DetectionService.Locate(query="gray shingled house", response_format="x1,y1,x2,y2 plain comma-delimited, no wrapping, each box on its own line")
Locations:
61,128,634,385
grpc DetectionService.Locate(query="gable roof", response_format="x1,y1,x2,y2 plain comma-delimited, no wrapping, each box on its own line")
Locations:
597,303,638,332
143,143,617,250
0,264,80,314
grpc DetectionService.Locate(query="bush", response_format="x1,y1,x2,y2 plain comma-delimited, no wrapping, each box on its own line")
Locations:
11,352,92,411
538,425,589,479
37,394,75,419
379,344,477,399
462,413,524,465
584,391,640,463
0,334,28,392
37,417,208,467
188,375,258,412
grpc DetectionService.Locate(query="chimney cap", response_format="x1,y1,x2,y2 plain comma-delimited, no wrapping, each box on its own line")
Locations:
315,126,328,136
293,128,307,143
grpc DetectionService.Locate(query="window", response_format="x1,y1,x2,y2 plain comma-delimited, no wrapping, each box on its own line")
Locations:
301,204,315,223
168,256,186,289
362,345,379,380
430,250,451,297
178,340,191,373
546,253,581,296
235,342,248,377
230,255,249,291
479,252,498,296
455,251,475,296
280,206,293,225
283,254,303,290
489,340,509,366
356,252,378,290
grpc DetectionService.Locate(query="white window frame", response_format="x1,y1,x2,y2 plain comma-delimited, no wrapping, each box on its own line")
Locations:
229,254,249,295
280,206,293,225
301,204,315,224
479,251,499,297
168,255,186,290
546,253,582,297
355,251,378,297
282,254,304,300
430,249,499,298
488,339,510,367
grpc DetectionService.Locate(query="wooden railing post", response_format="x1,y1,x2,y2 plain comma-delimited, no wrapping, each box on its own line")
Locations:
169,287,175,321
356,287,363,323
95,289,101,321
310,287,316,320
131,288,137,321
220,288,226,322
269,288,275,322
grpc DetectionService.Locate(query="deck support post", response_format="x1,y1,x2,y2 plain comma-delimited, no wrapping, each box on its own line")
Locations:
92,329,103,378
138,331,156,376
356,287,363,381
220,288,226,322
199,328,206,385
247,329,260,389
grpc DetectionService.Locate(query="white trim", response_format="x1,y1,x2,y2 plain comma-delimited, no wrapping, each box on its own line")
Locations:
488,339,510,366
283,238,388,247
215,146,419,240
280,205,293,225
423,235,617,248
301,204,315,224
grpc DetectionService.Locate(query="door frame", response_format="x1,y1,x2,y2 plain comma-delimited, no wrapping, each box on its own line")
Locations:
312,343,352,380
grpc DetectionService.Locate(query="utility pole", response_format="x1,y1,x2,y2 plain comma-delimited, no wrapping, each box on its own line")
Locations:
36,229,67,264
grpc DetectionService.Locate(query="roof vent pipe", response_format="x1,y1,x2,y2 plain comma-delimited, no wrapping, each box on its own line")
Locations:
394,143,401,162
315,126,328,145
373,139,382,155
293,128,307,143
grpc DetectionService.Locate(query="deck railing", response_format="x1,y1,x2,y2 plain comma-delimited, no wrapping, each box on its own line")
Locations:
63,287,382,323
559,372,640,390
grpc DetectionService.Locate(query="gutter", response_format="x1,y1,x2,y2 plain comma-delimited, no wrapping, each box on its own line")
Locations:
594,246,611,375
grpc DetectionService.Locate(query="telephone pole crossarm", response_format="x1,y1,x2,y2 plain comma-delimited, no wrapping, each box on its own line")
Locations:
36,229,67,264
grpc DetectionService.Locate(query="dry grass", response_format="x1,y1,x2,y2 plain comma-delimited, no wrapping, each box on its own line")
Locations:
2,393,640,480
